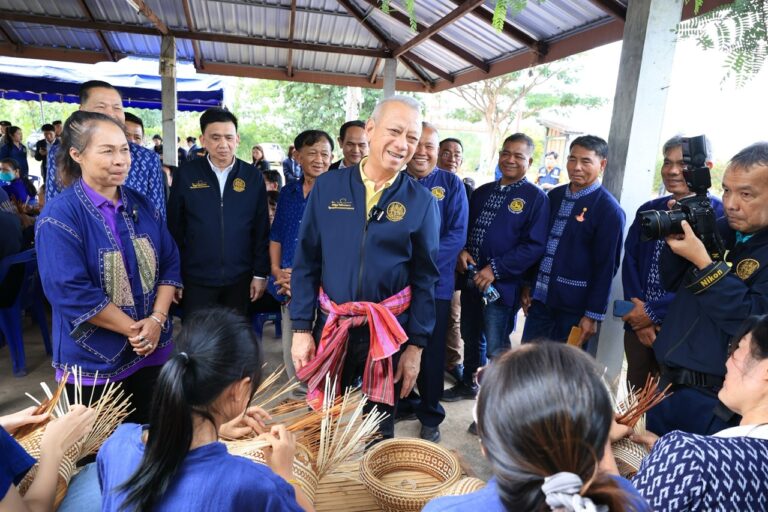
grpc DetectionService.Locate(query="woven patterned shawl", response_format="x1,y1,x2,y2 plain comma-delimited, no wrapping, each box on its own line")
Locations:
296,286,411,410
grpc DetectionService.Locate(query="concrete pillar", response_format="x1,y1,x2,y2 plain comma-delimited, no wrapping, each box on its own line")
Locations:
382,58,397,98
159,35,178,167
596,0,684,383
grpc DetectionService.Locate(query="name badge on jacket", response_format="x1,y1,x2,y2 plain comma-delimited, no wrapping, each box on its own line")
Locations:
191,180,210,190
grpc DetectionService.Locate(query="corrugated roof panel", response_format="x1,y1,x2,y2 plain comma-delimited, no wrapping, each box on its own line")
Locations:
144,0,188,29
293,51,373,76
409,40,467,76
444,13,526,60
10,23,103,51
299,0,349,15
2,0,83,18
507,0,608,40
295,11,380,48
200,40,288,68
106,32,162,58
84,0,147,26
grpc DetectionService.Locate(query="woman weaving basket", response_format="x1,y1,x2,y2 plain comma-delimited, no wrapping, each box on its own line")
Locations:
97,308,313,511
424,343,651,512
35,111,182,424
626,315,768,511
0,405,94,512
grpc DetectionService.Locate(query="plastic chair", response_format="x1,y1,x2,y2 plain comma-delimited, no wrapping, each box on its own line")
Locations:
252,311,282,339
0,248,52,377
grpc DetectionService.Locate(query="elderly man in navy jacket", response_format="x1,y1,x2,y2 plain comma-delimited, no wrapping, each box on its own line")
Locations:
396,122,468,442
443,133,549,410
521,135,625,353
168,108,270,316
290,96,440,440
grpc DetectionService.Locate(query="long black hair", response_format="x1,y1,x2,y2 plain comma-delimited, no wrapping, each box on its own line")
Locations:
476,343,630,511
730,314,768,361
56,110,125,188
118,308,262,511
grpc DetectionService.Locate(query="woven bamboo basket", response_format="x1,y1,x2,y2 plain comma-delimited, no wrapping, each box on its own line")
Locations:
441,477,486,496
612,438,649,478
16,429,83,510
359,439,462,512
233,442,320,503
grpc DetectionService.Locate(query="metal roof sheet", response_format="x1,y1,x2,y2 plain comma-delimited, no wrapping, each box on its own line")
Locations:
0,0,716,92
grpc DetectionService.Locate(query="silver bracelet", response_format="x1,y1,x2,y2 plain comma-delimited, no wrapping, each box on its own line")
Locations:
149,315,164,326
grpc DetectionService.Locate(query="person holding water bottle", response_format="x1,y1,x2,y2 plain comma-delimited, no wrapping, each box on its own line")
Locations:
442,134,549,436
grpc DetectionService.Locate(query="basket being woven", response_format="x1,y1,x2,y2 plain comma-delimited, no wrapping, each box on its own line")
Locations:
17,429,83,510
232,442,320,503
612,438,649,478
359,438,462,512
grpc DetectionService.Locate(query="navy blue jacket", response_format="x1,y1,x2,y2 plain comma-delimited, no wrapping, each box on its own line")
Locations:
538,184,625,319
469,179,549,308
654,219,768,377
623,194,724,327
168,157,270,287
290,165,440,348
406,168,468,301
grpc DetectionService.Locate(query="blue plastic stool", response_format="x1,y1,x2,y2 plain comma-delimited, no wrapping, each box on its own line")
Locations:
0,248,52,377
252,312,282,339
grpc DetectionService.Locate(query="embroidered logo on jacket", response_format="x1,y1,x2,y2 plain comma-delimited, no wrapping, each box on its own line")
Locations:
386,202,406,222
329,198,354,210
575,207,588,222
431,186,446,200
233,178,246,192
190,180,210,189
736,258,760,280
508,198,525,214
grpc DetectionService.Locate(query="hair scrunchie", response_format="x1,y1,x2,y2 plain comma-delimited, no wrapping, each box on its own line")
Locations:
178,351,190,366
541,472,608,512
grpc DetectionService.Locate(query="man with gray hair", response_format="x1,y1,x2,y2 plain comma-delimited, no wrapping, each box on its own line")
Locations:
289,95,440,439
647,141,768,436
621,135,722,390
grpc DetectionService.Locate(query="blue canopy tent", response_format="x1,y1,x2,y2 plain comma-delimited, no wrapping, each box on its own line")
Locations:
0,60,223,111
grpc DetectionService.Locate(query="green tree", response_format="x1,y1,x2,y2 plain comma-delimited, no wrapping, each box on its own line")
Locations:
446,61,603,168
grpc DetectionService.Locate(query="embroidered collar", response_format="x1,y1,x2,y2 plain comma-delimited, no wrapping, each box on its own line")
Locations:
565,180,601,200
736,232,756,245
496,176,527,192
407,167,438,182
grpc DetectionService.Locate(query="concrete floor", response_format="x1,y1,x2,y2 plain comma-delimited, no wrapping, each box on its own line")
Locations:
0,312,531,482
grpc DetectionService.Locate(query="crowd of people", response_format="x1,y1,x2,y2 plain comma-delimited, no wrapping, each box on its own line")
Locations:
2,77,768,511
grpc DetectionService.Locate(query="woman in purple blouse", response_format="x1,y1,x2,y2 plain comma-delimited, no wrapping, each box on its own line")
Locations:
36,111,181,424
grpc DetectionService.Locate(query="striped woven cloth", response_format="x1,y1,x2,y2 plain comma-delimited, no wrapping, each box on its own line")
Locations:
296,286,411,410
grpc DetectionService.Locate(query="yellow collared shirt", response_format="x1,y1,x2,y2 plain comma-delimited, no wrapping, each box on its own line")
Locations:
359,157,398,214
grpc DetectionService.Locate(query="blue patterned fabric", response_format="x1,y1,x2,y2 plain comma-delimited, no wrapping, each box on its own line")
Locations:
467,179,527,264
533,180,601,305
46,142,166,219
632,430,768,511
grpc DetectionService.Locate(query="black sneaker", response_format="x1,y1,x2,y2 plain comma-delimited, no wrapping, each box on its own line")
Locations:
441,382,478,402
467,421,477,436
445,363,464,383
420,425,441,443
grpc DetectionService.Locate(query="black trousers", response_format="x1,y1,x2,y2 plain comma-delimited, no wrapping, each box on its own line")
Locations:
398,298,450,427
66,364,162,426
330,323,402,440
182,274,252,318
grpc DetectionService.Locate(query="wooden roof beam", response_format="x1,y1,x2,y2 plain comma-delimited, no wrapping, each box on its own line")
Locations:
76,0,117,62
392,0,485,58
124,0,169,35
405,52,454,82
398,56,433,90
0,23,20,53
0,11,387,58
181,0,204,70
358,0,489,73
369,58,383,84
588,0,627,21
286,0,297,77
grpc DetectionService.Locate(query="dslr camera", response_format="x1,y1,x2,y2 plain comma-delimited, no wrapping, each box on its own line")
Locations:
638,135,725,261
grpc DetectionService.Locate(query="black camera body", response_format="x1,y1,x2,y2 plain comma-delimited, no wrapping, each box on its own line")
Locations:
638,135,725,261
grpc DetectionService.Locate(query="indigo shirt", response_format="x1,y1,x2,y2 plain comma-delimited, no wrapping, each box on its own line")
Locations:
1,426,35,501
0,143,29,177
35,180,181,382
98,424,303,512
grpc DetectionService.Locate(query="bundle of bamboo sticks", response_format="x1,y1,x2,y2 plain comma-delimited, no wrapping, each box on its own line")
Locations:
615,374,672,429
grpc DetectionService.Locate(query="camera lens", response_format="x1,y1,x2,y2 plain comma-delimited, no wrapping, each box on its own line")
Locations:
638,210,671,241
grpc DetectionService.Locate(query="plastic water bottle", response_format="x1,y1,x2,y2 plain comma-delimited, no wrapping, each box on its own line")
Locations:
467,264,501,305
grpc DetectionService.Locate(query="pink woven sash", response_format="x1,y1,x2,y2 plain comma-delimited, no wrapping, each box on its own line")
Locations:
296,286,411,410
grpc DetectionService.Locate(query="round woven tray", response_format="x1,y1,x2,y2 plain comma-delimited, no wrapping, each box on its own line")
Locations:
441,477,486,496
17,429,82,510
359,438,462,512
612,438,649,478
